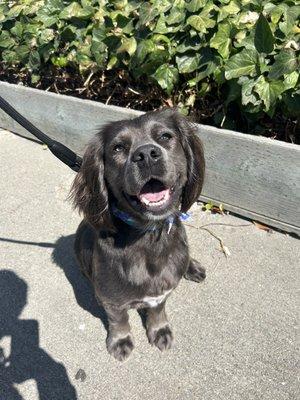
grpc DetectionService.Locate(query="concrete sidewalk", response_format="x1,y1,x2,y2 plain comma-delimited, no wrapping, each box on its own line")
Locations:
0,129,299,400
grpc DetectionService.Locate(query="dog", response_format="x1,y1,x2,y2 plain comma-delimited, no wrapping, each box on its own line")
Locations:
70,108,206,361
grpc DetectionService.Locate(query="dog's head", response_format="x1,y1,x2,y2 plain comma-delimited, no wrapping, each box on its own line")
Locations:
70,108,205,229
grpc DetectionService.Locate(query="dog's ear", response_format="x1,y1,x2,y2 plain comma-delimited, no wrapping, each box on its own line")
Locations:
172,111,205,212
70,134,113,230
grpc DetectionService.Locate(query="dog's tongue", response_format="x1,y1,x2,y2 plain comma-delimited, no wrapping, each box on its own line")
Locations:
138,180,170,203
139,189,169,202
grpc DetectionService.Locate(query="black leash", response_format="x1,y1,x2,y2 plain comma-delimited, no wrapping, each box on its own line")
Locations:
0,95,82,172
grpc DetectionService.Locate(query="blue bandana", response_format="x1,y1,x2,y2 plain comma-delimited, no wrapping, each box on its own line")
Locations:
111,204,190,233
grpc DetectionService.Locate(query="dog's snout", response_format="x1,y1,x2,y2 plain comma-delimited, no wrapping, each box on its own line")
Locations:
131,144,162,165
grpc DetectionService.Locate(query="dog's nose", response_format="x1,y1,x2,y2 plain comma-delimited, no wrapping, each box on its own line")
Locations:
131,144,162,165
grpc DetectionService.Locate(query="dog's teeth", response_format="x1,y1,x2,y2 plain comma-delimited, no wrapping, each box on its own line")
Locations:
140,192,169,207
141,197,150,205
146,195,168,207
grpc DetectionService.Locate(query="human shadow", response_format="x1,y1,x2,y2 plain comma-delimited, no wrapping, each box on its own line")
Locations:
51,234,108,331
0,270,77,400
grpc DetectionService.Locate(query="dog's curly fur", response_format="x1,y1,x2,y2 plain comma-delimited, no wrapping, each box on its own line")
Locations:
70,108,205,361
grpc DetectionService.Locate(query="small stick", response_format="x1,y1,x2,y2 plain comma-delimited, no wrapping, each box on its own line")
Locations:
184,222,233,258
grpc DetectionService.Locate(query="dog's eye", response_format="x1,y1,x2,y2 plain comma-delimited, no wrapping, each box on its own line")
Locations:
113,144,125,153
159,133,172,142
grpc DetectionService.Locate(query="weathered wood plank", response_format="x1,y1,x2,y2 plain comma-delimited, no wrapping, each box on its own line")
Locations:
0,82,299,234
198,125,300,234
0,81,142,153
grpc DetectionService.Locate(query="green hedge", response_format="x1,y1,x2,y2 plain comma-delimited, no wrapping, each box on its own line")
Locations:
0,1,299,124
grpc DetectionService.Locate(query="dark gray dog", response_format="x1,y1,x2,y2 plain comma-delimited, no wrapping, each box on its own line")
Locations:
70,108,205,361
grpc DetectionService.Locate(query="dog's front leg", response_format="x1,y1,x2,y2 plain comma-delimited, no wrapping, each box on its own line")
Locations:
146,302,174,351
184,258,206,282
104,305,134,362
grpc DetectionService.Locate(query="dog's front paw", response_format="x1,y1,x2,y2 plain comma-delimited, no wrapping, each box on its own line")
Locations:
147,325,174,352
184,259,206,283
106,334,134,362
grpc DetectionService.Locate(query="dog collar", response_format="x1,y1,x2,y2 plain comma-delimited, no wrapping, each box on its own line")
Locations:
111,205,190,233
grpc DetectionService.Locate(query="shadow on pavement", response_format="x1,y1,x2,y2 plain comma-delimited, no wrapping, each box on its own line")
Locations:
52,234,108,331
0,270,77,400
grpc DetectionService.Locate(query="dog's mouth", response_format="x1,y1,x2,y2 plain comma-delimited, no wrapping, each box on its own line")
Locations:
124,179,175,212
138,179,171,207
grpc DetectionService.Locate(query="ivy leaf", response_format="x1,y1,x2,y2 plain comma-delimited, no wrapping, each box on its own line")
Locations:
107,55,118,70
176,54,200,73
51,56,68,67
187,15,216,34
254,14,274,54
210,22,231,59
176,36,202,53
7,5,24,18
31,74,40,84
279,5,300,36
59,3,94,20
38,0,64,14
218,1,240,22
254,76,285,111
0,8,6,23
269,49,298,80
10,22,23,38
113,0,128,11
91,29,107,67
37,14,58,28
76,52,93,72
116,14,134,34
258,54,270,74
0,31,15,48
28,50,41,71
132,40,156,65
235,29,256,51
1,50,17,63
15,45,30,62
117,37,137,56
267,4,285,24
23,24,39,36
225,49,258,80
38,29,55,45
137,3,160,27
152,64,179,95
187,61,216,86
239,11,259,25
133,50,169,76
283,71,299,90
185,0,206,13
165,7,185,25
239,77,259,106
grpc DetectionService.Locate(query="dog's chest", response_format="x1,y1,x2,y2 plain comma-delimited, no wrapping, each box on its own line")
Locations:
142,289,172,308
